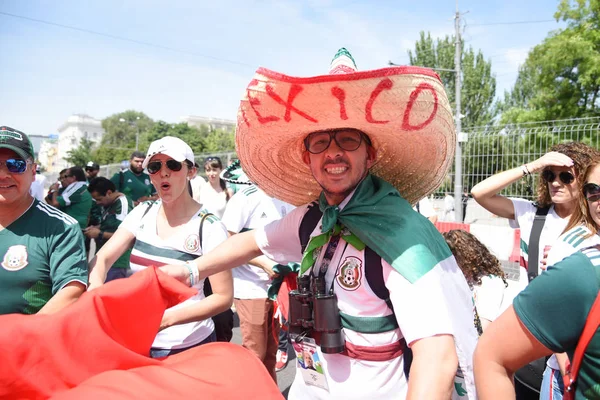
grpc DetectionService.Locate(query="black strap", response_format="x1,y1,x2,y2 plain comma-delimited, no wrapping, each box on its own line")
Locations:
527,206,550,282
299,201,322,253
364,247,393,311
119,171,124,192
198,212,213,251
416,201,420,214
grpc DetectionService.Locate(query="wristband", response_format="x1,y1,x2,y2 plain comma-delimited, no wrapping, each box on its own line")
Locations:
184,262,199,287
521,164,531,176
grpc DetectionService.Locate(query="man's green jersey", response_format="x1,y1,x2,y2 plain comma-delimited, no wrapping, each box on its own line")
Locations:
98,194,133,269
56,181,93,230
110,169,155,203
0,200,88,315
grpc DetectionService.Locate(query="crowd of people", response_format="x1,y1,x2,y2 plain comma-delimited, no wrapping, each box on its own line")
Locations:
2,47,600,400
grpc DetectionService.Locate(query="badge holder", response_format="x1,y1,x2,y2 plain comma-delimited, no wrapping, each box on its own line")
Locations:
291,333,329,391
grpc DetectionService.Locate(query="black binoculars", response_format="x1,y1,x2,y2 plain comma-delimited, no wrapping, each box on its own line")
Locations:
288,275,346,354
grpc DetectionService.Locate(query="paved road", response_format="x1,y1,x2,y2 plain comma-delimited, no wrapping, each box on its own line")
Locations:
231,313,295,398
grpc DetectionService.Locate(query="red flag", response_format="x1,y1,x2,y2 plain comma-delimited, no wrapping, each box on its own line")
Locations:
0,268,281,400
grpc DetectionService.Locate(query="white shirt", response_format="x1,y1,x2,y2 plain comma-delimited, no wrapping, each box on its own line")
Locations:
255,194,477,400
29,173,47,201
120,200,228,350
509,198,569,293
473,275,509,322
221,186,295,299
412,196,436,219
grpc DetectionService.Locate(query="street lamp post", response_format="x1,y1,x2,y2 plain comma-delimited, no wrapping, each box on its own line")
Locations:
119,116,141,151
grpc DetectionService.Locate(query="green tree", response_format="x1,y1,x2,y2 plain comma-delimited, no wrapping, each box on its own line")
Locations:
500,0,600,123
64,138,96,167
408,32,497,127
146,121,205,154
202,127,235,153
93,110,154,164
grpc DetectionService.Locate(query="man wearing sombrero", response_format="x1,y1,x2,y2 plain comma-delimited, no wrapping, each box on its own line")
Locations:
163,48,478,399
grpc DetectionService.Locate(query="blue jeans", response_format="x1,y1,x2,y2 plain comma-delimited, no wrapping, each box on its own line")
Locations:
105,267,130,282
540,365,564,400
149,331,216,358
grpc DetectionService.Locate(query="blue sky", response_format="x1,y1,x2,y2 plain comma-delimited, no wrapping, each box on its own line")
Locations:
0,0,564,136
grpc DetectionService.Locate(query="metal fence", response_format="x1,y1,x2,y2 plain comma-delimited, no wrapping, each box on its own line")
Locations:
98,151,237,180
432,117,600,224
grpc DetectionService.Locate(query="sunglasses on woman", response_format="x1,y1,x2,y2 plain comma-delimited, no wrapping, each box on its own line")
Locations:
541,169,575,185
304,129,371,154
0,159,30,174
583,183,600,201
147,159,185,175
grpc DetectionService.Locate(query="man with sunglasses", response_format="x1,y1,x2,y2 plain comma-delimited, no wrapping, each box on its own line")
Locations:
161,50,478,399
110,150,157,206
0,126,87,315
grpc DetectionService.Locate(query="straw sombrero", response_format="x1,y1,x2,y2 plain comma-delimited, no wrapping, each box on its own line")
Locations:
235,48,455,206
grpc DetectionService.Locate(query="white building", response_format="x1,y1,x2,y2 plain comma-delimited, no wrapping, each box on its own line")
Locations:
56,114,105,171
38,138,59,173
180,115,235,131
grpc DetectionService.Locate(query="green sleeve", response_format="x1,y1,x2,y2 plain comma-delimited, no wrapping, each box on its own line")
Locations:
102,214,122,233
56,196,66,208
149,183,157,196
514,251,599,353
49,222,88,293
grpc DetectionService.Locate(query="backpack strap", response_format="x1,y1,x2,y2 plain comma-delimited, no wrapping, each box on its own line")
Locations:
527,206,550,282
299,201,322,253
563,288,600,398
364,247,394,311
198,212,213,252
119,171,124,192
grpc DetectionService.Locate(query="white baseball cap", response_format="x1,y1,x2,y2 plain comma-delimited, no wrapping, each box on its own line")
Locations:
142,136,195,168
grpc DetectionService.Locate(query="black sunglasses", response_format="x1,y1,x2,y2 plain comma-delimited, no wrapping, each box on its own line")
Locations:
0,159,29,174
583,183,600,201
304,130,371,154
541,169,575,185
147,159,184,175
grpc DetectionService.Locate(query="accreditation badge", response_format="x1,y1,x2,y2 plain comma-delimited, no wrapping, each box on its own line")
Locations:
291,336,329,392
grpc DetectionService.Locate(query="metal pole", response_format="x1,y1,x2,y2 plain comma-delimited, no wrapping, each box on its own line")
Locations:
454,4,463,222
135,126,139,151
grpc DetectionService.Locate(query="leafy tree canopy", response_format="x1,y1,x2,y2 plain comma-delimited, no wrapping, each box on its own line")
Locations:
408,32,497,127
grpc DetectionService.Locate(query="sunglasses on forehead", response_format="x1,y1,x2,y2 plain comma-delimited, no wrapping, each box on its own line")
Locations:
147,159,186,175
0,159,30,174
541,169,575,185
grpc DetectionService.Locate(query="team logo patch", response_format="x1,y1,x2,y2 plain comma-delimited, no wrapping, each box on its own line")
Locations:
336,256,362,291
184,234,200,252
144,179,150,185
2,245,29,271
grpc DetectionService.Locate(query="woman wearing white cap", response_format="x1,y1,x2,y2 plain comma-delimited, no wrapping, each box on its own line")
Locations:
88,136,233,358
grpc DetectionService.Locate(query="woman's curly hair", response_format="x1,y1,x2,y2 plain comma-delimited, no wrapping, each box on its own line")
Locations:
563,157,600,236
443,229,507,288
536,142,600,207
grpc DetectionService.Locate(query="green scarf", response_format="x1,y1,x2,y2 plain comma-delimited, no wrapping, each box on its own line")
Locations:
301,174,452,283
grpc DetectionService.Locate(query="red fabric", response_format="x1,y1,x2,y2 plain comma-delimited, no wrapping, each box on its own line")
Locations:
276,272,298,322
0,268,281,400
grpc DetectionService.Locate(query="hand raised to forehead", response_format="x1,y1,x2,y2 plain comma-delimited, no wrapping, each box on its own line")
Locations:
529,151,574,173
